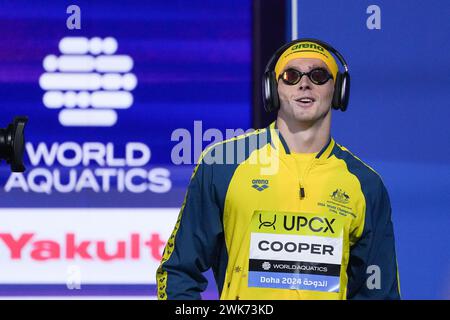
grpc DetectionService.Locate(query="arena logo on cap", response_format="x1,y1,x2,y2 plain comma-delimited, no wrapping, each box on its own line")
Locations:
39,37,137,127
291,42,325,52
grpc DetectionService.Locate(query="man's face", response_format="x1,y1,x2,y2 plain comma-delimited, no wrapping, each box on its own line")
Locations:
277,58,335,125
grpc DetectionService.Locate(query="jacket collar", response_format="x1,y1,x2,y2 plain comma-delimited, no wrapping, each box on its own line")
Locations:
267,121,335,162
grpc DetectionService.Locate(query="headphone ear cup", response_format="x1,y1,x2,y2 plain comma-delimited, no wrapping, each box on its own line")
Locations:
340,72,350,112
270,72,279,111
332,73,343,110
262,72,271,112
262,71,279,112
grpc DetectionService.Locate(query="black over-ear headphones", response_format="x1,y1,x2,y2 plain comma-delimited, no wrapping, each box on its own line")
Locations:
262,38,350,112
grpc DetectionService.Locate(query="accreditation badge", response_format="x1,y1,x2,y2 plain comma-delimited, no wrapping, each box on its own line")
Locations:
248,210,344,292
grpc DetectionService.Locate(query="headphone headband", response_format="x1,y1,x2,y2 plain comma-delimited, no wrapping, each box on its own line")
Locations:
265,38,348,74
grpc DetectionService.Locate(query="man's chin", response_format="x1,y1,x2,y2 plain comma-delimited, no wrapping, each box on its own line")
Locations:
278,106,328,126
292,110,317,123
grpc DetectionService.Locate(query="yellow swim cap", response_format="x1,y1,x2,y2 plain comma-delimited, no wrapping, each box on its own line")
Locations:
274,41,339,80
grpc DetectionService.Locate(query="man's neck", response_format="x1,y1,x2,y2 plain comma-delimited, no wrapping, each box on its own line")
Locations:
276,111,331,154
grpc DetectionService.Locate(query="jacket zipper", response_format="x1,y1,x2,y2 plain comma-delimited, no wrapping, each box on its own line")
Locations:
299,159,317,200
299,183,306,199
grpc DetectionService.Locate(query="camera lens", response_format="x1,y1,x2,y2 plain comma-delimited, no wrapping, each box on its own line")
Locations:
0,116,28,172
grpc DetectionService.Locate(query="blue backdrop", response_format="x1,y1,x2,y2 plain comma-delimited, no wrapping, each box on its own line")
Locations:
289,0,450,299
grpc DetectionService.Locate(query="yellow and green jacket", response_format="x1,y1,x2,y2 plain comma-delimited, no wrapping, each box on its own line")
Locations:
157,122,400,300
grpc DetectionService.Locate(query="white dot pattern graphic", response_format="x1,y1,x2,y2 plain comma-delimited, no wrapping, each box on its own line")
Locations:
39,37,138,127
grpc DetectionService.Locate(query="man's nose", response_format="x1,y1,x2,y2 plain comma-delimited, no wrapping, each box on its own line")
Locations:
298,74,312,90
